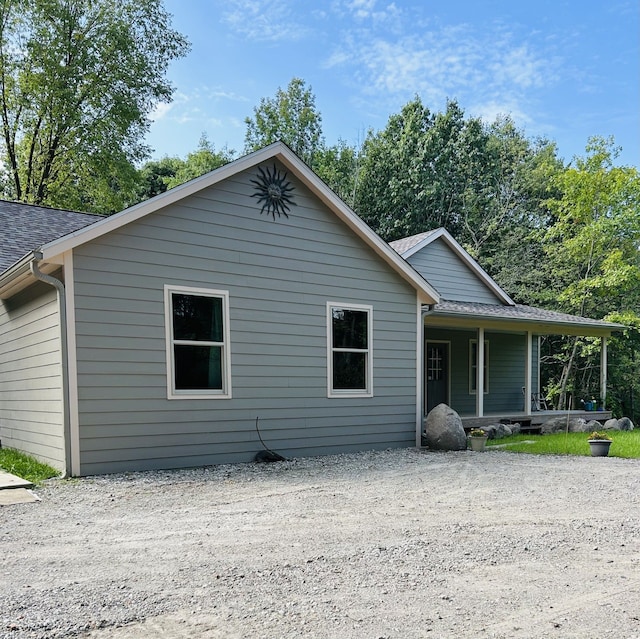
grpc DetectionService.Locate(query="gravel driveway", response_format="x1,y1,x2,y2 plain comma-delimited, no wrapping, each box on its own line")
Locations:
1,448,639,639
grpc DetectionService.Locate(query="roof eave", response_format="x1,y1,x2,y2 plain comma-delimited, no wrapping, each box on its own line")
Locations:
0,252,36,299
423,308,622,337
37,141,440,305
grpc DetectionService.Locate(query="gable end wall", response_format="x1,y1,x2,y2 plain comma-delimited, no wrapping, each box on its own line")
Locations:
71,163,420,475
408,239,502,304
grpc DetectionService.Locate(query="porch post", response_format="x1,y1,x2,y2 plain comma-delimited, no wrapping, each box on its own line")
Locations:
600,336,608,410
477,327,484,417
524,331,532,416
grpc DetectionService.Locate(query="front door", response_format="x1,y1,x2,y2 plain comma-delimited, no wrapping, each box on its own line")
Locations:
425,341,449,413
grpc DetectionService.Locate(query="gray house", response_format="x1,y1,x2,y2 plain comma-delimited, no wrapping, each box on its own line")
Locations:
0,143,619,476
0,143,439,476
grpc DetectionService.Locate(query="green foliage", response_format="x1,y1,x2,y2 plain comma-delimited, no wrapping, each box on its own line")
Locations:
0,447,60,484
0,0,189,212
537,138,640,408
244,77,323,166
605,310,640,423
133,134,235,203
313,139,360,208
487,431,638,458
544,137,640,319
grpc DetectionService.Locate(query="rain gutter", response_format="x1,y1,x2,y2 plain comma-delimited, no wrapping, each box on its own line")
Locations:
29,253,71,478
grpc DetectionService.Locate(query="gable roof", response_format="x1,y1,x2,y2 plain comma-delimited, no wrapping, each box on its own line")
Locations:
0,200,102,272
390,227,515,306
0,143,440,304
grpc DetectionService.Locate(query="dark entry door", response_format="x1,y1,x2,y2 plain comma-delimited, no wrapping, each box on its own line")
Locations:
425,341,449,413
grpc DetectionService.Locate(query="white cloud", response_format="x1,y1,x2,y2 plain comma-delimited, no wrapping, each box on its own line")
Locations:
221,0,311,42
326,13,560,127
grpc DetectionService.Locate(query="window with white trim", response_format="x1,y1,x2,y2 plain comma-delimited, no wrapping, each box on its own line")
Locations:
165,285,231,399
328,303,373,397
469,339,489,394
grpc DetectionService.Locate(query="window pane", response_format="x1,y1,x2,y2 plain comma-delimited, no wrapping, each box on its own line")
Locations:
173,294,223,342
333,352,366,389
174,345,223,390
332,309,367,349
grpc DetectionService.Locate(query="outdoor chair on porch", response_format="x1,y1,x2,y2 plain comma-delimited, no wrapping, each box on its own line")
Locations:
522,387,549,411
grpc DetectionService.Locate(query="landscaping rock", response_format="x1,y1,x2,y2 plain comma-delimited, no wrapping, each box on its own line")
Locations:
604,418,619,430
510,422,522,435
540,416,589,434
494,423,512,439
423,403,467,450
617,417,634,431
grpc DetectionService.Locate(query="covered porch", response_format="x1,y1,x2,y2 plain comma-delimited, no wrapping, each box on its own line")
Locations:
421,300,621,433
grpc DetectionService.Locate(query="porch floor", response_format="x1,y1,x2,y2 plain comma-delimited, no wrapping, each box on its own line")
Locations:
458,410,613,433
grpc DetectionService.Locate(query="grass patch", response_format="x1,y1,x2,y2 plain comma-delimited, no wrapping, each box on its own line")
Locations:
487,430,640,458
0,448,60,484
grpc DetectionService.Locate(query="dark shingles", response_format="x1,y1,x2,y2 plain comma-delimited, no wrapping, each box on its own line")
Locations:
0,200,102,272
431,300,620,329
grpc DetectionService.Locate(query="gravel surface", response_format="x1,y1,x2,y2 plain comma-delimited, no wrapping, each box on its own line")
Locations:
1,447,639,639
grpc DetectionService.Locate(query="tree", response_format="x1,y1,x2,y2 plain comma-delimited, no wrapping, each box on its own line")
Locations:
355,99,485,241
133,134,236,204
0,0,189,212
313,139,360,208
541,137,640,408
244,77,323,166
165,134,235,189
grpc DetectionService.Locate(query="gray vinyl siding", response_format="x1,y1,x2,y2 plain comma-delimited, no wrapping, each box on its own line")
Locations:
407,239,502,304
72,162,419,475
0,281,65,469
425,327,536,416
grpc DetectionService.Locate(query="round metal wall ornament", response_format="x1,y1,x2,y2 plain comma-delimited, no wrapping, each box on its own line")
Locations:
250,164,296,220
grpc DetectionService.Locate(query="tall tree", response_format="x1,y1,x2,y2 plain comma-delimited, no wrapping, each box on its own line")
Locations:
541,137,640,408
244,77,323,166
355,99,479,241
0,0,189,212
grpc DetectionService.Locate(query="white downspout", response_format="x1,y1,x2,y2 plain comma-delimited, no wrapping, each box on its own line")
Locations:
30,256,72,478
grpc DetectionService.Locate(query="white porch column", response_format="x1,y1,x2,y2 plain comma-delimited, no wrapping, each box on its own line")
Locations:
600,336,608,409
524,331,532,416
477,327,484,417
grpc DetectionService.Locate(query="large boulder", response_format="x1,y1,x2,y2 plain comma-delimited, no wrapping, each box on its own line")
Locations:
617,417,634,431
423,404,467,451
540,416,589,434
603,417,634,431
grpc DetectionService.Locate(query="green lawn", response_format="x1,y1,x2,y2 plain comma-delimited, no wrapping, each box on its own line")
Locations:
487,430,640,458
0,448,60,484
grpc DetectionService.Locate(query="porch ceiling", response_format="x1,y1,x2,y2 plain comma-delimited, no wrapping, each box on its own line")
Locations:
423,301,623,337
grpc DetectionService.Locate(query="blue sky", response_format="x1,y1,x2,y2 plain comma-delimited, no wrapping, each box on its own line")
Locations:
147,0,639,168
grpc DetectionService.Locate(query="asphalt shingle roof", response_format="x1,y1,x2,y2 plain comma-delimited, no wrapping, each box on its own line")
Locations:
388,229,439,255
431,300,621,330
0,200,102,272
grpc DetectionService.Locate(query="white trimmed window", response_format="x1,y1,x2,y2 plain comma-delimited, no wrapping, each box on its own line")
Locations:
469,339,489,394
165,285,231,399
327,302,373,397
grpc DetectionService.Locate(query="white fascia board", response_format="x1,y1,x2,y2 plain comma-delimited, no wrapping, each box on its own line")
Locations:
38,141,440,305
38,144,285,262
402,227,514,306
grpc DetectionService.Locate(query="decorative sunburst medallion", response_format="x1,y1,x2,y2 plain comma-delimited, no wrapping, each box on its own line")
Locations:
250,164,296,220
